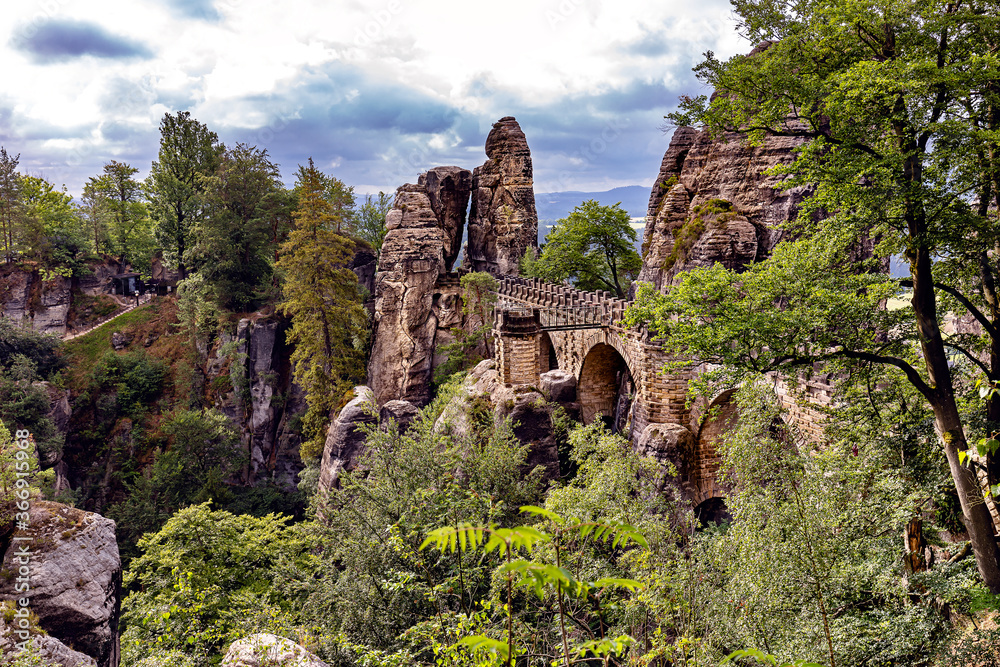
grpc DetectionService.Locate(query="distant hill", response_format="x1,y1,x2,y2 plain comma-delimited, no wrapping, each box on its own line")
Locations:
535,185,649,246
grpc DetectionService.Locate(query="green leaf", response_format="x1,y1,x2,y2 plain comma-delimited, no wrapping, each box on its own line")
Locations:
457,635,510,660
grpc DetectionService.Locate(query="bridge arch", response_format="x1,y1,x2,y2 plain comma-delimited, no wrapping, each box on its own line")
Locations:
692,389,739,506
539,331,558,373
578,343,635,430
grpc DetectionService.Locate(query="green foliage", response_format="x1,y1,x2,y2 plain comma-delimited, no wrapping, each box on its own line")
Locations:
658,0,1000,592
189,143,289,310
0,418,41,534
0,316,63,378
526,199,640,298
20,175,92,277
664,198,736,270
83,160,154,272
146,111,223,278
0,146,24,264
121,503,311,667
357,191,392,260
277,158,366,462
89,350,166,419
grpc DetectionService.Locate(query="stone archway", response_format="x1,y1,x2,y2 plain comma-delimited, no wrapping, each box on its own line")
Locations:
539,331,558,374
578,343,633,430
693,389,739,504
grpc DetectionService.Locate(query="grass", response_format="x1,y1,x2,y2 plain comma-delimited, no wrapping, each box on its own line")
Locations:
64,298,181,393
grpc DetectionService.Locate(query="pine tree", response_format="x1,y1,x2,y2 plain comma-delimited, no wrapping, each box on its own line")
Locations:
277,158,366,461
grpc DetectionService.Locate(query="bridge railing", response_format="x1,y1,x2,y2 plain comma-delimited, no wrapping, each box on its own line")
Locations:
496,275,631,329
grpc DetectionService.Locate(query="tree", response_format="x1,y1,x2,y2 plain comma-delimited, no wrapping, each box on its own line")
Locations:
189,143,287,310
85,161,153,271
525,200,640,298
357,191,392,259
0,147,24,263
630,0,1000,592
146,111,223,279
277,158,367,461
20,175,91,277
292,164,357,236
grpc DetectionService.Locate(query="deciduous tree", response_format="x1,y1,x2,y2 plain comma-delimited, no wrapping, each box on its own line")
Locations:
525,200,640,298
146,111,223,278
631,0,1000,592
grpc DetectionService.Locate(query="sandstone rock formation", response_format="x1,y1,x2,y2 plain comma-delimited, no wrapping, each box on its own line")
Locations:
216,317,305,489
368,169,471,406
637,123,811,291
0,616,98,667
317,386,377,496
0,269,72,335
435,360,560,480
466,117,538,276
222,634,328,667
636,422,696,500
0,502,121,667
379,399,420,432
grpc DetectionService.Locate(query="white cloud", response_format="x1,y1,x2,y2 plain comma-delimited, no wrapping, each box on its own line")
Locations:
0,0,748,195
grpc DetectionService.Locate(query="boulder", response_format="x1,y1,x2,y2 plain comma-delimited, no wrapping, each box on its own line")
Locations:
0,502,121,667
1,616,98,667
222,634,327,667
636,423,697,500
379,399,420,432
540,369,577,404
466,117,538,276
317,386,377,495
110,331,131,351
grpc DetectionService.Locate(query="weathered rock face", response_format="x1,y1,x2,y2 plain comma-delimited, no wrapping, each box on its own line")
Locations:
637,123,811,291
466,117,538,276
0,269,72,335
435,360,561,480
636,423,697,500
419,166,473,272
317,386,377,496
368,171,472,406
222,634,328,667
215,317,305,489
0,502,121,667
379,399,420,432
1,617,98,667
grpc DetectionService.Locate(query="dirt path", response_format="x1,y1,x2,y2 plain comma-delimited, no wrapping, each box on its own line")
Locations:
62,294,154,341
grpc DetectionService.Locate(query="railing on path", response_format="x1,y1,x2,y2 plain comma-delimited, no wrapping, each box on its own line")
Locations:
495,275,631,331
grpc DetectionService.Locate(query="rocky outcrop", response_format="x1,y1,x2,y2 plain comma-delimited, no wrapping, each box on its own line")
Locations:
215,317,305,489
0,502,121,667
368,170,472,406
436,360,560,480
317,386,377,496
637,121,811,290
636,423,696,499
379,399,420,432
0,269,72,335
419,166,473,272
1,616,98,667
466,117,538,276
222,634,328,667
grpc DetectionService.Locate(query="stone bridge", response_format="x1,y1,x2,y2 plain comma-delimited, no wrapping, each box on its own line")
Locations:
493,274,833,511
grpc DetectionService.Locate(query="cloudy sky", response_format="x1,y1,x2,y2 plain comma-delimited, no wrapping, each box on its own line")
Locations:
1,0,748,198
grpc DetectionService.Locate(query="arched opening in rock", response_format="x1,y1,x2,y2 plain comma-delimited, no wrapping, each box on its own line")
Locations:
694,497,731,528
578,343,632,432
693,390,739,504
539,332,557,373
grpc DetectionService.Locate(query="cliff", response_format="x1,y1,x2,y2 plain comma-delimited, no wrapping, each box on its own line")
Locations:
636,125,811,291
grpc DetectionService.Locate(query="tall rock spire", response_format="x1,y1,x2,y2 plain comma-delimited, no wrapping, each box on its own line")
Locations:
465,116,538,276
